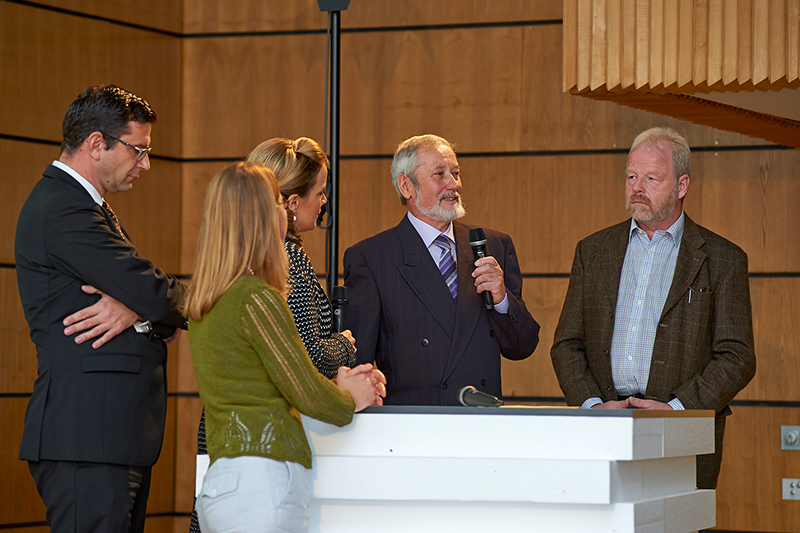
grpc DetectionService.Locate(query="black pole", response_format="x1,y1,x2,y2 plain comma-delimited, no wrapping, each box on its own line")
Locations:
318,0,349,297
326,9,341,298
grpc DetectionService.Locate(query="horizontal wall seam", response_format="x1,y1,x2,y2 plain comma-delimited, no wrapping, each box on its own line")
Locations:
5,2,560,38
1,134,790,162
5,0,182,37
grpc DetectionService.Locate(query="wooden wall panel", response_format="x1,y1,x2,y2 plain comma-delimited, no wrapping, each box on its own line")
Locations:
739,278,800,402
693,149,800,273
0,398,46,526
502,278,570,399
457,154,626,273
29,0,182,34
182,21,767,162
107,159,183,275
182,33,328,159
0,140,58,264
716,405,800,532
183,0,563,34
0,2,182,158
340,26,526,154
0,270,37,394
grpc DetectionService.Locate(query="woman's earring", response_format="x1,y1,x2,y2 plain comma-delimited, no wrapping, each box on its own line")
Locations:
293,214,297,222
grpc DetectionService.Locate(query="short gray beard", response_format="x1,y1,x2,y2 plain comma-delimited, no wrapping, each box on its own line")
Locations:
416,192,466,223
626,185,679,223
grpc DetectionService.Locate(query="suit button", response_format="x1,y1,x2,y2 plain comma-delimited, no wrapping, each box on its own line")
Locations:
441,383,448,390
603,349,609,356
489,330,495,337
421,338,429,346
481,379,487,386
606,385,614,392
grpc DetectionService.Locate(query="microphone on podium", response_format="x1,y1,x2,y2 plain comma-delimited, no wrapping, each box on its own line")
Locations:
468,227,494,310
457,385,504,407
331,285,348,333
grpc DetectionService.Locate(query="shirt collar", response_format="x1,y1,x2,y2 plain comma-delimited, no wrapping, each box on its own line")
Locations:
406,212,455,247
629,211,685,247
52,160,103,206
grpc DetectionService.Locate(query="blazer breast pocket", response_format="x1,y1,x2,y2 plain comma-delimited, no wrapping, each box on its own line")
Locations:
81,354,142,373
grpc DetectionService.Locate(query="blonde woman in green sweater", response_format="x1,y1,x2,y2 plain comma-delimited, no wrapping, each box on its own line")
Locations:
184,161,385,533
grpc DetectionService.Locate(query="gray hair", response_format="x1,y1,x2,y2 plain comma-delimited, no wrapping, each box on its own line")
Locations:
391,134,455,205
629,127,691,182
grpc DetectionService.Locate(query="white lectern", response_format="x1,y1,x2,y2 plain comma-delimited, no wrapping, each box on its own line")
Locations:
302,406,715,533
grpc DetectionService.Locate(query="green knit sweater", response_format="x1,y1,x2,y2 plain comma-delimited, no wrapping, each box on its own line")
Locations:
188,276,355,469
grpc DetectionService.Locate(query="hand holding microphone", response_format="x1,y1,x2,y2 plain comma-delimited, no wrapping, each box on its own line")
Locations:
469,228,505,310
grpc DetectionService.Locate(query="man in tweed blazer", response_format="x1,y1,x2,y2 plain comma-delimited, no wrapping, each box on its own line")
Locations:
551,127,756,489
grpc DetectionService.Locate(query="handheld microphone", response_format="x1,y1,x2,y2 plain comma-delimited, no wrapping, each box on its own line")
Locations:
458,385,504,407
468,227,494,310
330,285,348,333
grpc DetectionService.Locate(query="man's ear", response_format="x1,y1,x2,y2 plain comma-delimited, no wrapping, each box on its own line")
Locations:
677,173,690,200
85,132,107,161
397,174,415,201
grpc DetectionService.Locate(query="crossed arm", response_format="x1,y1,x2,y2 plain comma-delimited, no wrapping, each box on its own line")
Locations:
63,285,181,348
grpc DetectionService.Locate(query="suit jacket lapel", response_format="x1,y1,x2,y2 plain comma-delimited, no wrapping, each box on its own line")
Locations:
395,217,457,336
599,220,631,311
44,165,115,230
442,222,484,379
660,215,707,319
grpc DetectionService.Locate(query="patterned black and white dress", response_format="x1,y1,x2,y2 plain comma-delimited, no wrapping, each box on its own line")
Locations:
189,240,356,532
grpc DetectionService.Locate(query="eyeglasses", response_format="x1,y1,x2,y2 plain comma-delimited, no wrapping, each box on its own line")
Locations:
105,133,152,162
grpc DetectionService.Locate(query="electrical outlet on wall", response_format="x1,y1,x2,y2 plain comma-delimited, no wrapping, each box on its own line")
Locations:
782,479,800,500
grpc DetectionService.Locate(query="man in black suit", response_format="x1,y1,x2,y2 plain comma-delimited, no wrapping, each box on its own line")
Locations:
15,85,186,532
344,134,539,405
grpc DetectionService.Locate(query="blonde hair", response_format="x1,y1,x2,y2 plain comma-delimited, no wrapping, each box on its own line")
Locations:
630,127,691,182
183,161,288,321
246,137,329,245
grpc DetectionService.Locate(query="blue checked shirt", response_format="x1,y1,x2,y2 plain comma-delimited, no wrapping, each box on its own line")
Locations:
582,213,686,410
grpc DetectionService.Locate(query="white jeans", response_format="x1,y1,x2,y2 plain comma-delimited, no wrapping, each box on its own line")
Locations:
197,456,310,533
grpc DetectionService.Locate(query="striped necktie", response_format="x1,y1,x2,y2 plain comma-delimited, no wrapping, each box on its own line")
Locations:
434,234,458,299
103,200,128,242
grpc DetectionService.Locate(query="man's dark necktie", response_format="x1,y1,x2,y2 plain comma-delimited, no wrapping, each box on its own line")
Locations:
103,200,128,242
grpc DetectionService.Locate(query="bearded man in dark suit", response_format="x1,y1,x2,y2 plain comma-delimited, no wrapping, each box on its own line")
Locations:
15,85,186,532
344,134,540,406
551,127,756,489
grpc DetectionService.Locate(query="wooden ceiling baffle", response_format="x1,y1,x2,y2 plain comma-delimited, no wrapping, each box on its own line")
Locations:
563,0,800,148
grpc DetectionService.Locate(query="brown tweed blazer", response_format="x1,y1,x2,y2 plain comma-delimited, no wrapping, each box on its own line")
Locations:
551,215,756,415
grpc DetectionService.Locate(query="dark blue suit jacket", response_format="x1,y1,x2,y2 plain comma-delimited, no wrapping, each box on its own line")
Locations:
343,216,539,405
15,164,186,466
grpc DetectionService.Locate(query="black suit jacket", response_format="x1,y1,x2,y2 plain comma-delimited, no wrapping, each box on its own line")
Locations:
343,216,539,405
15,164,186,467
